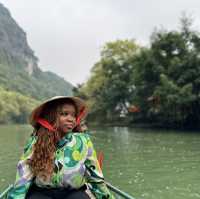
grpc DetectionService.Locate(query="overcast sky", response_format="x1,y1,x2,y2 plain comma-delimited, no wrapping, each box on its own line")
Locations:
1,0,200,86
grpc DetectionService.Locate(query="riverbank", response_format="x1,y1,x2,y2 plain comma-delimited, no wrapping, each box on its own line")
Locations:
88,121,200,132
0,120,200,132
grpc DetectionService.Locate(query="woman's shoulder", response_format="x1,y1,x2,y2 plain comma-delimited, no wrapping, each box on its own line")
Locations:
72,131,91,139
71,131,94,144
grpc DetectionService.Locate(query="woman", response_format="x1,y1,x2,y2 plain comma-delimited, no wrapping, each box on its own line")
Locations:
8,96,114,199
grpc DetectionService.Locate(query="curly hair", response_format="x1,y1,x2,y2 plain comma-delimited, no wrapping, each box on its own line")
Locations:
28,99,78,182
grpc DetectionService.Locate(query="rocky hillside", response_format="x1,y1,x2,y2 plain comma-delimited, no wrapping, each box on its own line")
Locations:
0,3,73,100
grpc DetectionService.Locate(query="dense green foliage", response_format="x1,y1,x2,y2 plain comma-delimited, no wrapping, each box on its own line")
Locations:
74,40,140,122
75,17,200,128
133,17,200,127
0,62,73,101
0,87,39,124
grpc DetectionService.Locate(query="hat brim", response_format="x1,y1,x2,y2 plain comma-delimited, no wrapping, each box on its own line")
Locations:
29,96,88,127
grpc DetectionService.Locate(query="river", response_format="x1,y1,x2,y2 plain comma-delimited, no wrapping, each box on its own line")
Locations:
0,125,200,199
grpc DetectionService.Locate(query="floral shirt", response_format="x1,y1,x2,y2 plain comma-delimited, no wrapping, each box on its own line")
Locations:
8,131,114,199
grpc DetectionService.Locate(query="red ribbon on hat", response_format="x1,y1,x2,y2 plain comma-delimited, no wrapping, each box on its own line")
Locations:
36,118,56,132
76,107,85,125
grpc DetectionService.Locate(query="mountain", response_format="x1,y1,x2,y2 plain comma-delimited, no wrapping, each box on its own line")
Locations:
0,3,73,101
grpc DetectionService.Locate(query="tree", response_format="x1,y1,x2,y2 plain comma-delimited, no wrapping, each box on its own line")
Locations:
76,40,141,122
133,15,200,127
0,87,39,123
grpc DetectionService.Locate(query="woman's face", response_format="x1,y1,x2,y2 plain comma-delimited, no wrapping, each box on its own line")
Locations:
58,103,77,134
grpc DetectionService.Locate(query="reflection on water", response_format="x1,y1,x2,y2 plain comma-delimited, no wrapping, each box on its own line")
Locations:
0,125,200,199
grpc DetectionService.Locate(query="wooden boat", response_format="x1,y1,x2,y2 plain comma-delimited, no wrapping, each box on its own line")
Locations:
105,182,136,199
0,185,13,199
0,182,135,199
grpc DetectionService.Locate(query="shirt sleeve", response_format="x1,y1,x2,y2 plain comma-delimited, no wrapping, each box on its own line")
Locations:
84,133,115,199
7,136,36,199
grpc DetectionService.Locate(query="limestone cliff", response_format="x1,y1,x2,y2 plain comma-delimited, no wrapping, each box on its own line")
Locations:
0,3,73,100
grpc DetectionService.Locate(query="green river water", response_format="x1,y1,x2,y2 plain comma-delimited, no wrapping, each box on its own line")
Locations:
0,125,200,199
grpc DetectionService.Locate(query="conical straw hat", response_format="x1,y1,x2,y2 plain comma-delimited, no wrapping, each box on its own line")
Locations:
29,96,88,127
